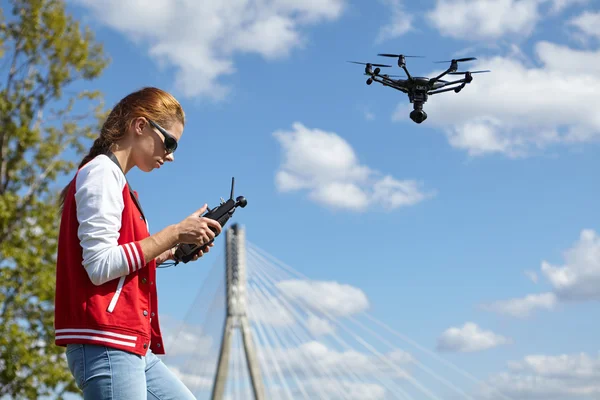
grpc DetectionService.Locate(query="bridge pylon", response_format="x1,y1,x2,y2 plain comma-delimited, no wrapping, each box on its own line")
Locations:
210,224,265,400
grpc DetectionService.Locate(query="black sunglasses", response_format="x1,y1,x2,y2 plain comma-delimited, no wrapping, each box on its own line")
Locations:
148,119,178,154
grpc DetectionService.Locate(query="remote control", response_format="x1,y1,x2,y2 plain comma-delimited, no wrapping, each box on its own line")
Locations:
173,177,247,264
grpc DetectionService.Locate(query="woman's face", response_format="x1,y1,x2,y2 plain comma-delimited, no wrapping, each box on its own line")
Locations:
133,117,183,172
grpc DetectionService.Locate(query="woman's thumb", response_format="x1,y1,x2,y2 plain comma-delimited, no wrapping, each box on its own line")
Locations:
194,204,208,217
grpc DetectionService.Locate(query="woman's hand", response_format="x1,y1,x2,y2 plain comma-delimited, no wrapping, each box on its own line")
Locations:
155,248,171,265
189,242,214,261
141,205,222,267
176,204,223,247
155,241,215,264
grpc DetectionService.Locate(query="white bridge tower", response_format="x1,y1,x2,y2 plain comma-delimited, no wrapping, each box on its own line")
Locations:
211,224,265,400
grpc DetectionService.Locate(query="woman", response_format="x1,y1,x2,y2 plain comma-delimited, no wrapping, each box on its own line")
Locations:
54,87,221,399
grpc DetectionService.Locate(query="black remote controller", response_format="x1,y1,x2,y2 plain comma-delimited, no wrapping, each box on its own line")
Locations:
173,177,247,264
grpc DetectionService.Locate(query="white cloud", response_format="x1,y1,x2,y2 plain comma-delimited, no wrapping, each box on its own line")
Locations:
273,122,434,211
436,322,512,352
566,10,600,46
393,41,600,157
376,0,413,42
540,229,600,302
276,279,369,317
426,0,588,41
426,0,541,41
306,314,336,336
482,229,600,318
170,366,214,392
161,325,215,358
157,315,218,360
260,378,387,400
157,318,222,394
535,41,600,75
72,0,345,100
296,379,387,400
549,0,591,13
182,337,416,399
256,341,415,391
248,287,297,327
162,320,406,398
246,276,365,335
480,292,558,318
567,11,600,40
478,352,600,400
443,117,515,157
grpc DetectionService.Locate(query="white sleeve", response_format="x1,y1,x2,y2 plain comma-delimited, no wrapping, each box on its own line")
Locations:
75,156,147,286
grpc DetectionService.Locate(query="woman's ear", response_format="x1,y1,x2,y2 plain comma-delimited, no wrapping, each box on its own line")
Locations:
132,117,146,136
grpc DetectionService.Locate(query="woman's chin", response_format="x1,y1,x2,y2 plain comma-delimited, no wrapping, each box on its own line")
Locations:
139,163,155,173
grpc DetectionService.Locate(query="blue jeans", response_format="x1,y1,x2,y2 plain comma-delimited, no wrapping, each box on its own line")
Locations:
66,344,196,399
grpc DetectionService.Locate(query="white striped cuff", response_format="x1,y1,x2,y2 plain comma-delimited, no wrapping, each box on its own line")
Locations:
120,241,146,273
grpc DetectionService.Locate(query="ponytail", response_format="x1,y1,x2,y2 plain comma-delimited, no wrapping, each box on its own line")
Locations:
56,86,185,215
57,135,112,213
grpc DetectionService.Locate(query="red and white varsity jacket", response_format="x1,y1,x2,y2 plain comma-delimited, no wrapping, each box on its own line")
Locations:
54,153,165,356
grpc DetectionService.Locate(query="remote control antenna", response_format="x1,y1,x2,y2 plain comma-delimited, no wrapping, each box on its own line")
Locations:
230,177,235,200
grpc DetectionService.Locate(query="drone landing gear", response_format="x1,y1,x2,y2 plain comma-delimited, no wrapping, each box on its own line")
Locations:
409,102,427,124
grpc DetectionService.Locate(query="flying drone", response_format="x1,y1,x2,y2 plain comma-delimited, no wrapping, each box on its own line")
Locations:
348,54,490,124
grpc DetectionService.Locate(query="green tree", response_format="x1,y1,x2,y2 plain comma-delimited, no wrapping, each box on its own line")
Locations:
0,0,109,398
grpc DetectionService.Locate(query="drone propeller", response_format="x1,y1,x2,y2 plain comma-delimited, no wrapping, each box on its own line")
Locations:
434,57,477,63
378,53,424,58
347,61,392,67
448,70,490,74
363,70,405,77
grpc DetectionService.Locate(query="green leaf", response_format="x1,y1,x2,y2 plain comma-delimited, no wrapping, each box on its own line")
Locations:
0,0,109,397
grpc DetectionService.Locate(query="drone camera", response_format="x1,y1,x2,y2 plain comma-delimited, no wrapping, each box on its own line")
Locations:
410,109,428,124
409,102,428,124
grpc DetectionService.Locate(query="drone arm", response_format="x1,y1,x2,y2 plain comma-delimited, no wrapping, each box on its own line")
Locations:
401,65,412,80
430,66,452,82
431,78,467,89
371,75,409,93
428,81,468,95
379,82,409,94
427,77,469,94
428,87,459,95
372,73,405,85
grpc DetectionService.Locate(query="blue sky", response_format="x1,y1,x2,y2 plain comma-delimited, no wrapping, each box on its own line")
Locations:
61,0,600,398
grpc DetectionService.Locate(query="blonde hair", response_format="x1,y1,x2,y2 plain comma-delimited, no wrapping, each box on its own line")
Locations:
58,87,185,211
